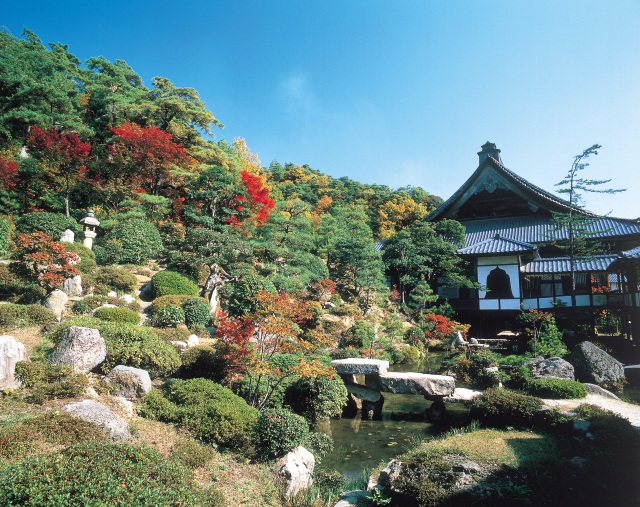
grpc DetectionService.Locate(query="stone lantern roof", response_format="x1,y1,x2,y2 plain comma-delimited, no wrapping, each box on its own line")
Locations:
79,209,100,227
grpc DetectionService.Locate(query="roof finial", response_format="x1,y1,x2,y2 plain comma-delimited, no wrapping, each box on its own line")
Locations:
478,142,502,165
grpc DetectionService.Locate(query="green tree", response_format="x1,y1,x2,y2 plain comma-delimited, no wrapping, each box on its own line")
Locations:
553,145,625,308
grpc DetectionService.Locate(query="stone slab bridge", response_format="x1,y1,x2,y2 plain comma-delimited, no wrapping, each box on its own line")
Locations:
332,358,472,421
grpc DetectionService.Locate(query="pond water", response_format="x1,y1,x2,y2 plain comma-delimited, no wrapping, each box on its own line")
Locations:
320,350,640,479
319,352,468,480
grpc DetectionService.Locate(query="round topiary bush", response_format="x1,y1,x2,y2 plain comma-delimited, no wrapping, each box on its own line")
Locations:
180,345,223,381
469,389,544,428
151,271,199,298
151,305,185,327
149,294,191,315
62,243,97,275
92,266,137,292
283,375,348,424
526,378,588,399
182,297,211,328
137,389,179,423
0,441,222,506
16,212,81,239
167,378,258,451
105,219,163,264
254,408,310,460
93,306,141,325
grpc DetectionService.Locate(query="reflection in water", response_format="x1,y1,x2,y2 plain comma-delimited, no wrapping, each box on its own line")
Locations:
320,355,468,480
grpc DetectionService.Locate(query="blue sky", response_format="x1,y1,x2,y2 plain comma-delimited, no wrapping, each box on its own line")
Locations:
2,1,639,218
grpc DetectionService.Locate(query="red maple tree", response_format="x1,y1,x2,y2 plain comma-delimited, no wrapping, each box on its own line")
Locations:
0,157,19,190
239,171,275,226
26,126,92,216
16,232,80,292
110,122,190,195
214,310,255,383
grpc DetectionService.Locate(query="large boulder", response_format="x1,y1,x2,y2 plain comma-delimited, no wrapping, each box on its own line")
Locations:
373,372,456,397
44,289,68,320
0,335,29,389
275,446,315,499
568,341,625,390
63,399,129,441
63,275,83,297
526,356,575,380
59,229,75,243
50,326,106,374
104,365,152,399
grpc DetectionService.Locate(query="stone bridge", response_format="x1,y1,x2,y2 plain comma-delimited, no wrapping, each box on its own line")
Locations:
332,358,463,420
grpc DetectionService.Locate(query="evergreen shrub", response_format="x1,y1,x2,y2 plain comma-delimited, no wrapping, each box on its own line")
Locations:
0,441,223,507
151,305,185,327
93,306,140,325
0,218,10,258
16,212,81,239
469,389,544,428
180,345,223,381
62,242,96,274
182,297,211,327
283,375,348,424
137,389,179,422
92,266,137,292
167,378,259,451
149,294,191,315
151,270,199,298
14,361,88,404
105,219,163,264
0,304,57,329
527,378,587,399
254,408,310,460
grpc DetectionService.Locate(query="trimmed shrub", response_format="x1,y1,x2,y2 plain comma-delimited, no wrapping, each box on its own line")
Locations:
182,297,211,328
283,375,348,424
151,270,199,298
303,432,334,464
62,242,96,274
105,219,163,264
16,212,81,239
254,408,310,460
469,389,544,428
14,361,88,404
46,319,181,378
93,306,141,325
167,378,259,451
0,218,10,258
151,305,185,327
137,389,179,422
92,266,137,292
0,304,57,329
0,441,223,507
149,294,191,315
527,378,587,399
180,345,224,381
171,438,216,469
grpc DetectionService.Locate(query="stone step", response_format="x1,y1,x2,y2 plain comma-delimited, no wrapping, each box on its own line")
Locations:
368,372,455,397
331,358,389,375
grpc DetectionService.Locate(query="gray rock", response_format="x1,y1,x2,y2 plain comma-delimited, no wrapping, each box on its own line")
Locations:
526,356,575,380
377,372,455,397
104,365,152,399
119,294,136,304
0,335,29,389
63,275,83,297
275,446,315,499
568,341,625,390
63,399,129,441
346,383,381,402
444,388,483,403
333,490,371,507
332,358,389,375
44,289,68,320
59,229,75,243
50,326,106,374
583,383,620,399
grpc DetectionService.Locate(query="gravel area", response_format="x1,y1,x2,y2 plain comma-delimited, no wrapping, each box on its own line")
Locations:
542,394,640,428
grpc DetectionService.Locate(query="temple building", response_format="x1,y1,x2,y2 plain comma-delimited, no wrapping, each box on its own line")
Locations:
427,142,640,339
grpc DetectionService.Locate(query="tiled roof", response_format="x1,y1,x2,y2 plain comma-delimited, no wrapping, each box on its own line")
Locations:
461,215,640,247
457,234,536,255
622,246,640,259
521,255,619,274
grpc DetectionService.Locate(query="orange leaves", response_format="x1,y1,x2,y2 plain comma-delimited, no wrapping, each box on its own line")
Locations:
17,231,80,291
240,171,275,226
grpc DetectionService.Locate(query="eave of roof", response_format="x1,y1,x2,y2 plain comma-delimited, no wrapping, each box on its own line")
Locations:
457,234,537,255
622,246,640,259
521,255,620,274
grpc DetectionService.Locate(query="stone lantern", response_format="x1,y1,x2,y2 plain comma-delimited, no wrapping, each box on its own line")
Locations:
79,209,100,250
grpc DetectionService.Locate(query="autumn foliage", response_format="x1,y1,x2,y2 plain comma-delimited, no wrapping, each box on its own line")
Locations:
16,232,80,291
0,157,19,190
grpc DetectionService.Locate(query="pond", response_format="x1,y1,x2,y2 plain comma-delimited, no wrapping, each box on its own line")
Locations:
320,349,640,479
